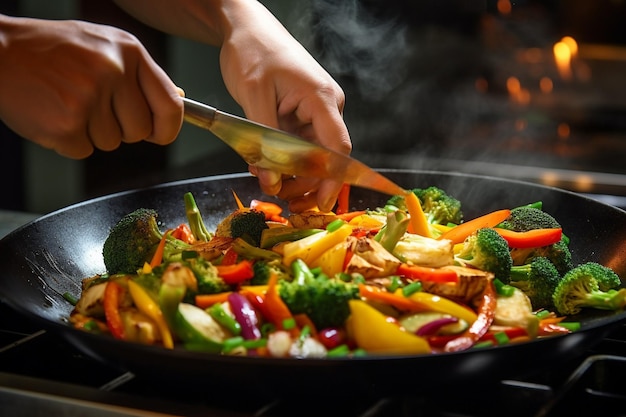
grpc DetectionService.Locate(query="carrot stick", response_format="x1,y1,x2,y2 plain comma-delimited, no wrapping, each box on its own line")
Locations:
195,292,232,309
335,183,351,215
405,191,432,237
358,284,430,312
231,190,245,210
150,230,172,268
437,209,511,245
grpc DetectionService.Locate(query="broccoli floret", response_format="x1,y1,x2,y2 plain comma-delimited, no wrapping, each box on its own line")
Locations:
215,208,269,247
374,210,410,252
251,259,290,285
498,206,561,232
511,236,573,276
102,208,191,275
385,187,463,225
183,192,211,242
552,262,625,315
509,257,561,310
455,228,513,282
183,256,232,295
279,259,360,329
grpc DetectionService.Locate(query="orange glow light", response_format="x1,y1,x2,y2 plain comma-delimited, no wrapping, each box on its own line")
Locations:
539,77,553,93
497,0,512,15
553,41,572,80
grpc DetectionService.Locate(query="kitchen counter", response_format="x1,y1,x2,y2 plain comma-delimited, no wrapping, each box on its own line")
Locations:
0,210,41,239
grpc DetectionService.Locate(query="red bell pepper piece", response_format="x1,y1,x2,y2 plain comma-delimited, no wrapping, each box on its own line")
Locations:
215,260,255,284
396,264,459,284
250,199,288,223
103,280,126,340
220,247,239,266
494,227,562,249
171,223,195,244
444,278,497,352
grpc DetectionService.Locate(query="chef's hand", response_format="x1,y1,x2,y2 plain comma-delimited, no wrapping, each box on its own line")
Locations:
0,15,183,159
217,3,352,213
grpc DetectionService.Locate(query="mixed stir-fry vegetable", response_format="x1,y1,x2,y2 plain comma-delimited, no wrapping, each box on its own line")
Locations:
69,185,626,358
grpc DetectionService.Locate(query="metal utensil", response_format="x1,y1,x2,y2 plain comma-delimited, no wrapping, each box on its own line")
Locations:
182,97,406,196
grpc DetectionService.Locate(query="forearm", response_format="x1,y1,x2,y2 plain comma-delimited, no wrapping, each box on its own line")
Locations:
112,0,284,47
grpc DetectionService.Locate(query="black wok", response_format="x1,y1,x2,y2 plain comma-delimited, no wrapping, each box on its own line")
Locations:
1,170,626,394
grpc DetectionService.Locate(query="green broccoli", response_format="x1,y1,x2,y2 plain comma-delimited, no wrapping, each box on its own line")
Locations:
497,206,561,232
511,236,573,276
279,259,360,330
183,256,233,295
552,262,626,315
102,208,191,275
385,187,463,225
215,208,269,247
455,227,513,282
374,210,410,252
183,192,212,242
251,259,290,285
509,257,561,310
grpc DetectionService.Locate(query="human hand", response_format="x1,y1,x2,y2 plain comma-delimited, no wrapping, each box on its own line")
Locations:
217,3,352,213
0,15,183,159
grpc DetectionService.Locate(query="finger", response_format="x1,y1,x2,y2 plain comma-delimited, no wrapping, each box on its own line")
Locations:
136,52,183,145
252,167,283,196
87,95,124,152
113,82,152,144
315,178,344,212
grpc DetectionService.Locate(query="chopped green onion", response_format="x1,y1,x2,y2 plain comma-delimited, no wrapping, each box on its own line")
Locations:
558,322,581,332
83,320,101,332
351,348,367,357
387,275,403,292
282,317,296,330
493,278,515,297
63,292,78,306
326,219,346,232
472,340,494,349
260,322,276,336
402,281,422,297
493,331,510,345
298,325,311,341
534,309,551,319
327,344,350,357
222,336,245,353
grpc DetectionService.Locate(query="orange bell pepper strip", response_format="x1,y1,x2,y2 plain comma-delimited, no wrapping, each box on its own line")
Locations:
264,272,296,333
494,227,562,249
405,191,432,238
358,284,431,312
104,280,126,340
438,209,511,245
215,260,255,284
444,278,497,352
195,291,232,309
395,264,459,284
335,183,351,215
250,199,288,224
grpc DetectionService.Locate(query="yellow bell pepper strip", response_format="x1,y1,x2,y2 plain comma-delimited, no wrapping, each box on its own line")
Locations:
348,299,431,355
215,260,255,284
150,229,172,268
103,280,126,340
438,209,511,245
282,222,353,266
335,183,351,215
444,278,497,352
127,280,174,349
396,263,458,284
359,284,431,312
405,191,432,238
399,290,478,325
195,292,233,309
494,227,563,249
